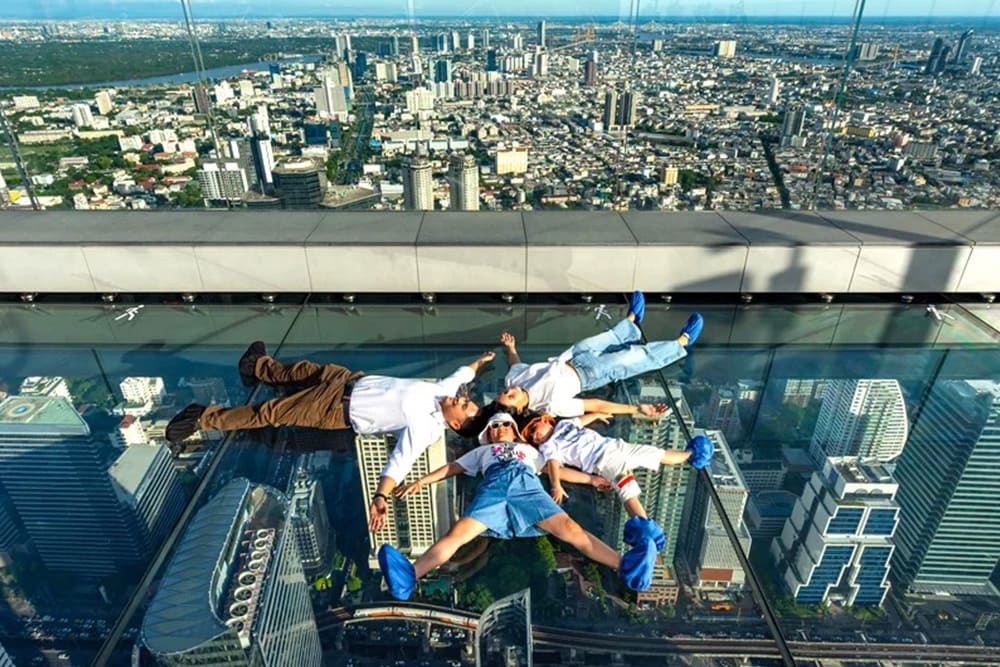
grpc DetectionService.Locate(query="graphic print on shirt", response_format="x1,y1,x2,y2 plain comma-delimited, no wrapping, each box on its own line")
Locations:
491,442,527,464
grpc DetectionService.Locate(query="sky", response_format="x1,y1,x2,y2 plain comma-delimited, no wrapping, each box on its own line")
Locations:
1,0,998,20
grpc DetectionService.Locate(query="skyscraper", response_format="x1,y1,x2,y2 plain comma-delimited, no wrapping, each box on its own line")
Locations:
476,589,532,667
314,70,349,120
357,432,449,567
250,136,275,194
466,31,475,50
71,103,94,129
782,108,806,137
481,28,490,49
288,464,331,577
925,37,945,74
435,59,453,84
0,641,13,667
680,430,752,590
142,479,322,666
436,33,449,53
617,89,639,128
772,458,899,607
448,153,480,211
808,379,908,463
537,20,546,48
933,45,951,74
715,40,737,58
583,59,597,87
410,34,419,54
402,157,434,211
197,160,250,204
0,396,148,577
108,443,185,554
451,31,461,51
391,34,400,56
954,29,973,64
94,90,114,115
605,381,695,606
893,380,1000,596
767,77,781,105
486,49,499,72
512,34,524,51
273,160,327,209
602,90,619,130
970,56,983,76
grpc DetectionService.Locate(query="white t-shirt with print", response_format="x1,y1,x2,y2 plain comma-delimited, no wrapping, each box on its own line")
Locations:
455,441,544,476
538,419,608,473
504,350,585,417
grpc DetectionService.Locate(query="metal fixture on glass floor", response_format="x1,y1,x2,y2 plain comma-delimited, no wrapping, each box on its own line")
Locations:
101,293,116,304
19,293,37,303
740,293,754,304
180,293,197,304
260,294,276,304
421,292,436,304
342,294,357,303
580,294,593,303
982,293,996,304
820,293,834,304
501,293,515,304
659,295,673,303
901,294,914,304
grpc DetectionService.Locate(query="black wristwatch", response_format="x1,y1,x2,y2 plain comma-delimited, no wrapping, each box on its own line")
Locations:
373,492,390,504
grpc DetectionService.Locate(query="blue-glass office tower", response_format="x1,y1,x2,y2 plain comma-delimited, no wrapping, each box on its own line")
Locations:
893,380,1000,596
435,59,453,84
772,458,899,607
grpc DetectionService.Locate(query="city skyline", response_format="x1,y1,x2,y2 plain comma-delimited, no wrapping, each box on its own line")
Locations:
3,1,1000,20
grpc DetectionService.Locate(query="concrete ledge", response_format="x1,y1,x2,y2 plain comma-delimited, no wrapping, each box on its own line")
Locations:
0,210,995,294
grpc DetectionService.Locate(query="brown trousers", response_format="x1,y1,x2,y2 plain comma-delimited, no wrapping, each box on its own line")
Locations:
200,357,364,432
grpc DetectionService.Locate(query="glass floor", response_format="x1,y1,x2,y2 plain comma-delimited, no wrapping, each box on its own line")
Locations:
1,297,1000,667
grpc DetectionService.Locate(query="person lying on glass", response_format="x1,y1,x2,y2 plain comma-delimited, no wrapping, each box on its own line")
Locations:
376,412,663,600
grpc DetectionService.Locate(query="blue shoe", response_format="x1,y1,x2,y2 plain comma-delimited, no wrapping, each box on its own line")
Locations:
679,312,704,347
628,290,646,325
621,537,658,592
687,434,715,470
623,516,666,552
378,544,417,600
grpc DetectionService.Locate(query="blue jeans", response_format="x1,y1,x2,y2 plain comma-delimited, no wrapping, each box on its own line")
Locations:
569,318,687,392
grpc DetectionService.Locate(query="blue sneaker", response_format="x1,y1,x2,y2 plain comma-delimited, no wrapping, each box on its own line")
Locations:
620,537,658,592
378,544,417,600
679,312,704,347
628,290,646,325
687,434,715,470
623,516,666,552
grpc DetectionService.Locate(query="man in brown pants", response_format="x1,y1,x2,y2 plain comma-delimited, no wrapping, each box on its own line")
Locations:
166,341,495,530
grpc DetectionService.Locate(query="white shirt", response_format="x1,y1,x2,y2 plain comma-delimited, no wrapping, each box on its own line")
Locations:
539,419,608,472
455,441,544,476
504,350,585,417
348,365,475,483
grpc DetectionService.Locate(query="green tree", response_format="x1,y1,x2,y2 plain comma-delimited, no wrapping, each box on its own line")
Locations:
175,183,204,207
462,584,495,612
346,574,362,593
535,537,558,577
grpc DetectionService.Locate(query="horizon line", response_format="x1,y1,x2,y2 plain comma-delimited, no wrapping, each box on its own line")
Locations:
1,14,998,22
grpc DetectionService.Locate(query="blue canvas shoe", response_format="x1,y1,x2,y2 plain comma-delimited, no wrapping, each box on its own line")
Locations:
679,312,704,347
620,537,658,592
378,544,417,601
628,290,646,325
623,516,666,552
687,434,715,470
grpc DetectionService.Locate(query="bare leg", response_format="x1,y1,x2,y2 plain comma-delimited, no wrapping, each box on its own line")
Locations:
624,496,648,520
413,517,488,579
661,449,692,466
536,513,620,570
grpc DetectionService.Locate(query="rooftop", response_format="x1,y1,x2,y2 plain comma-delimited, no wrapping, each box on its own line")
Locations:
0,395,90,434
108,444,164,498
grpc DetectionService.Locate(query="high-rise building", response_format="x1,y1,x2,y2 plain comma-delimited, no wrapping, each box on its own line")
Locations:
605,381,695,606
970,56,983,76
192,83,211,114
925,37,945,74
94,90,114,115
0,641,13,667
0,396,148,577
603,88,639,130
142,479,322,667
402,157,434,211
661,166,678,185
494,148,529,176
782,108,806,137
680,430,751,590
436,33,449,53
71,103,94,129
854,42,880,61
20,376,71,399
512,34,524,51
782,378,828,408
933,45,951,74
451,31,461,51
583,59,597,87
652,39,663,52
288,464,331,577
772,458,898,607
357,433,449,567
197,160,250,204
602,90,619,130
486,49,499,72
435,59,453,84
767,77,781,105
405,87,436,113
391,34,400,56
715,40,737,58
537,20,546,48
954,29,974,64
409,34,419,54
745,490,797,542
250,137,275,193
481,28,490,49
119,376,165,407
237,79,255,99
476,589,532,667
808,379,908,463
108,443,185,554
226,139,259,192
315,69,349,119
466,32,475,50
448,153,480,211
893,380,1000,596
273,160,326,209
706,386,743,444
214,80,235,103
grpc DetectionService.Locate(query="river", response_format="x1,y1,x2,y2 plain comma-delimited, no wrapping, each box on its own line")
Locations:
3,55,323,91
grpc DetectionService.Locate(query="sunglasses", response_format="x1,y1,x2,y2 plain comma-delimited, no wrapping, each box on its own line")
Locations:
488,422,513,430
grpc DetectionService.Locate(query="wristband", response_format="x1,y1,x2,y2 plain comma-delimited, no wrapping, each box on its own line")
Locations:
373,492,390,503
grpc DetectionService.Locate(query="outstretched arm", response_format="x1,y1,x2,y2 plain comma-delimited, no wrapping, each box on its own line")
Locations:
545,460,568,504
577,412,613,428
467,350,496,375
581,399,669,418
500,332,522,367
395,461,468,499
552,465,613,492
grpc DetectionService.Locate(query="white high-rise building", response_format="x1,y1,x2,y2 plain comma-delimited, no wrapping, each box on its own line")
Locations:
314,70,349,120
238,79,255,99
19,376,71,399
142,479,322,667
198,160,251,203
112,415,149,448
768,77,781,105
495,147,529,175
715,40,737,58
109,443,185,554
357,432,450,568
681,430,751,590
95,90,114,115
405,87,435,113
213,80,235,103
771,458,898,607
448,153,479,211
809,379,908,463
403,157,434,211
288,464,331,577
71,103,94,128
119,376,165,406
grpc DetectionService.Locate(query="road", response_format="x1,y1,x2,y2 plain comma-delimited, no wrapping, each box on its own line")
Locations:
321,602,1000,664
338,86,375,185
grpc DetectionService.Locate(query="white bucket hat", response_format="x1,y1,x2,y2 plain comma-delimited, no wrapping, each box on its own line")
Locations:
477,412,519,445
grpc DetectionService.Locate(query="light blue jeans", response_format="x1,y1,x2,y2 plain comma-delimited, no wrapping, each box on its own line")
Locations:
568,318,687,391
